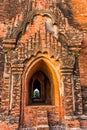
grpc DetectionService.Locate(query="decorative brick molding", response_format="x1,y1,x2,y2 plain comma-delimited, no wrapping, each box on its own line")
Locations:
0,0,86,130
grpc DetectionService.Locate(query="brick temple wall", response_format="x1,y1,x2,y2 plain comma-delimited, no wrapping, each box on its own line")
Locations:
0,0,87,130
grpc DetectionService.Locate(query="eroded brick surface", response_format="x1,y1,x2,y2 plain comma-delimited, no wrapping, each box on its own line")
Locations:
0,122,12,130
0,0,87,130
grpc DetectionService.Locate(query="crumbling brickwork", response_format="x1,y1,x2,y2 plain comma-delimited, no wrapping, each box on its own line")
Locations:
0,0,87,130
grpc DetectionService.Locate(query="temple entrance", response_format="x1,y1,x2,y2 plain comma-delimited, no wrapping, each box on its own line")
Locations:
21,56,62,129
29,71,51,105
24,57,60,106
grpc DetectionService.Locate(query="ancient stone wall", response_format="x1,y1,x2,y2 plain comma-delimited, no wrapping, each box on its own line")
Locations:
0,0,87,130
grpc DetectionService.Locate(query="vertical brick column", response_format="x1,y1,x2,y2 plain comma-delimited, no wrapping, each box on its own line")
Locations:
0,42,4,109
11,64,23,116
1,59,10,114
61,68,74,117
1,40,16,114
73,57,83,115
12,74,21,116
10,64,23,129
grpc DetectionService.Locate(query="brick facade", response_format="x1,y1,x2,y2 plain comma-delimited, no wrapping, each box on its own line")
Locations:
0,0,87,130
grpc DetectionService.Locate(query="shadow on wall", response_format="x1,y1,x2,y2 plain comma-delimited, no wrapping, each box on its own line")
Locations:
56,1,81,29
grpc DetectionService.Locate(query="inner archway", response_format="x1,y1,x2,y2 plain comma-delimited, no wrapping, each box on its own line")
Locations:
29,71,51,105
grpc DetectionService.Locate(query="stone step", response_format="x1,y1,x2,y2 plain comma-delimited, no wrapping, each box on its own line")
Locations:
37,118,48,125
37,125,49,130
37,110,48,117
37,110,49,127
22,128,36,130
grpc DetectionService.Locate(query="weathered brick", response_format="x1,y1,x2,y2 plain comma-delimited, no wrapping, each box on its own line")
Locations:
0,0,87,130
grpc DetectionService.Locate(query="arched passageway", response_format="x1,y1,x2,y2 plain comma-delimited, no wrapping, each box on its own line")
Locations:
24,57,60,106
29,71,51,105
21,56,63,128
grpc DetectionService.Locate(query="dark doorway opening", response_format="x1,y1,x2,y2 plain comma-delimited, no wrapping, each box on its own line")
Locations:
28,71,51,105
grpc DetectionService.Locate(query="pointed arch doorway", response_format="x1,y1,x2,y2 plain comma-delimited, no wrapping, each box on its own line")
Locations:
24,57,60,106
21,55,63,128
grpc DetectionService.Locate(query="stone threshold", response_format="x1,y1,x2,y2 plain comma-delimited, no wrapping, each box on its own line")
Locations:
65,115,87,120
